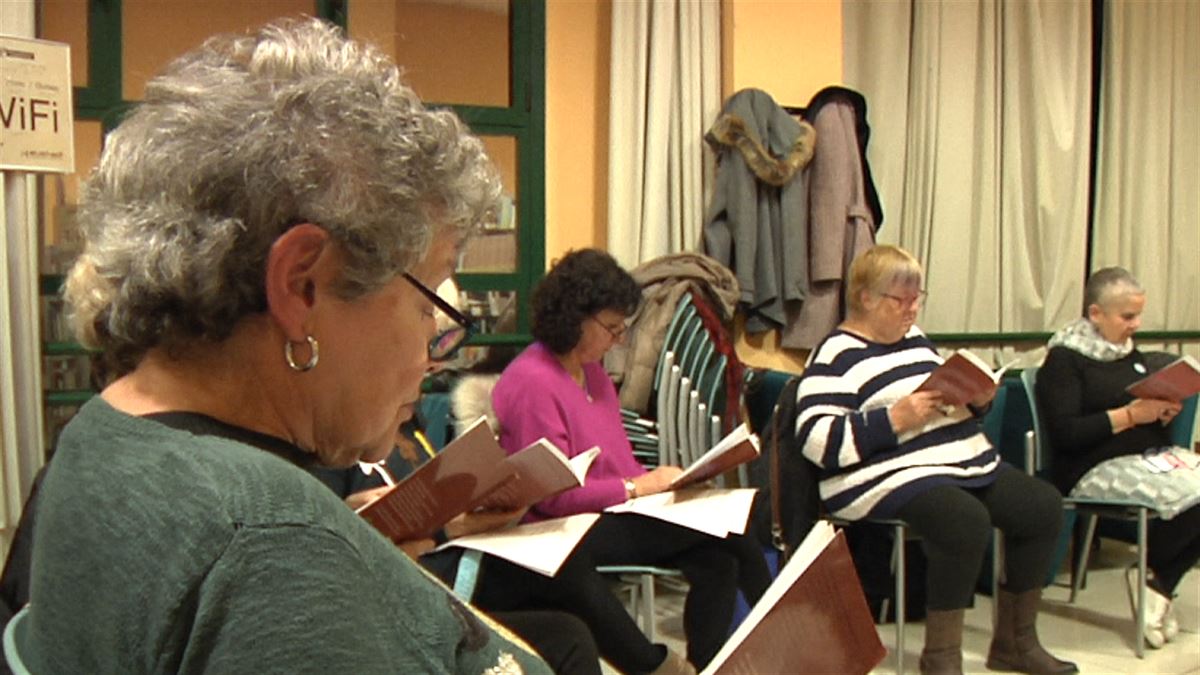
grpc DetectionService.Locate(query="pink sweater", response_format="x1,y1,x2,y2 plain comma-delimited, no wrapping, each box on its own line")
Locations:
492,342,647,521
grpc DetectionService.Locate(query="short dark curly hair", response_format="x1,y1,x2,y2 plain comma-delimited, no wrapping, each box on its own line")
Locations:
532,249,642,354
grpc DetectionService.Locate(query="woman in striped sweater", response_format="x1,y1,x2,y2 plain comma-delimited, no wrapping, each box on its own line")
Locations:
794,245,1074,675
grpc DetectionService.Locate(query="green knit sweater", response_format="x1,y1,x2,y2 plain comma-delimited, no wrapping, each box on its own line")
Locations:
27,397,549,674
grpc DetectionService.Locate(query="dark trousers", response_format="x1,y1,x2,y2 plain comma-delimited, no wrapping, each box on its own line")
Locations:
470,513,771,673
1148,502,1200,595
895,464,1064,610
492,610,602,675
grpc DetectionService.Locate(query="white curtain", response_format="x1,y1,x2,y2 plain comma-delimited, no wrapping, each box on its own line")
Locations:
607,0,720,269
1092,0,1200,335
1,0,48,561
843,0,1093,341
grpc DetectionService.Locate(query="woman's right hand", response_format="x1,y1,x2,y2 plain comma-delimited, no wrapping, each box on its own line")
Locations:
631,466,684,497
1127,398,1182,426
889,390,948,433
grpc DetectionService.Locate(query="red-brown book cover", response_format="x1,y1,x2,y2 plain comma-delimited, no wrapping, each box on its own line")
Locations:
702,523,886,675
916,349,1010,407
356,417,516,542
669,424,761,490
1126,355,1200,402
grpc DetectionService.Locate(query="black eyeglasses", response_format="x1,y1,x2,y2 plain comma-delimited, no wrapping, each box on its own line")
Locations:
402,273,475,362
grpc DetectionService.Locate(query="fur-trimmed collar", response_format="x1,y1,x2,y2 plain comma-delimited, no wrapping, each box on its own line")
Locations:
707,113,815,186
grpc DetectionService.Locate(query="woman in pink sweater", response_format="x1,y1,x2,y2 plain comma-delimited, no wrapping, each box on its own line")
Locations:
493,249,771,672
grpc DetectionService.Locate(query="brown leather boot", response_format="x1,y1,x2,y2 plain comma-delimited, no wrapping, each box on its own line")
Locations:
986,588,1078,674
919,609,965,675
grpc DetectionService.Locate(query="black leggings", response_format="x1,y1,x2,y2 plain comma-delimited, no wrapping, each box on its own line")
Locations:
894,464,1064,610
491,610,602,675
470,513,771,673
1148,502,1200,595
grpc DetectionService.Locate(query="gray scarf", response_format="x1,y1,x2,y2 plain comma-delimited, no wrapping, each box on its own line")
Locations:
1047,317,1133,362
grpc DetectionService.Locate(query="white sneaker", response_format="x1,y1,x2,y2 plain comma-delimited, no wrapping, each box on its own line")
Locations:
1162,600,1179,642
1125,567,1167,649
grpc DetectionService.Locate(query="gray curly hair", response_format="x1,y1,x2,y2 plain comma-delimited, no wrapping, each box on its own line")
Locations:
65,18,501,371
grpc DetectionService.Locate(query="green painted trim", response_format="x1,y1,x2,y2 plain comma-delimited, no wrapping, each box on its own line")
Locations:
457,275,521,291
927,331,1200,343
453,106,529,128
515,0,545,335
87,0,123,109
316,0,348,29
45,390,97,406
468,333,534,347
43,342,94,356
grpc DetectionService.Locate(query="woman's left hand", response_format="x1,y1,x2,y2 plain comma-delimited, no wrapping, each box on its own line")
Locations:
969,382,999,409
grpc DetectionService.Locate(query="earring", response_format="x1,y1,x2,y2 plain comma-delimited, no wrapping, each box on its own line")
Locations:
285,335,319,372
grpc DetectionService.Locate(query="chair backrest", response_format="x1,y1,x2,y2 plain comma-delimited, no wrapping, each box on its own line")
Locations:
1169,394,1198,449
1020,367,1048,475
3,604,32,675
980,384,1009,448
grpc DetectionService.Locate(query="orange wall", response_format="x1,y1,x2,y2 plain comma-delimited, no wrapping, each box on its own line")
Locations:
544,0,609,268
723,0,843,105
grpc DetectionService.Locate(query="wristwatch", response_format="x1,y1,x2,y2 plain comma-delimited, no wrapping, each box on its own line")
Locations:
623,478,637,500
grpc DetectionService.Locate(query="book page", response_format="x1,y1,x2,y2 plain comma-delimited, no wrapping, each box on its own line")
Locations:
437,513,600,577
472,444,600,512
604,488,757,538
669,424,761,489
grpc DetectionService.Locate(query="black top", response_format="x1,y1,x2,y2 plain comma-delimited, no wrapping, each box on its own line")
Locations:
1036,346,1172,491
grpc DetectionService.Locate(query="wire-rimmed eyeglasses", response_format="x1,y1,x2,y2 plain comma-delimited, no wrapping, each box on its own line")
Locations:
589,315,628,342
880,290,928,308
402,273,475,362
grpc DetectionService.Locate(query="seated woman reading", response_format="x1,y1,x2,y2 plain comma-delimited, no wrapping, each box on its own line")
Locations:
491,249,772,673
793,245,1075,675
1036,266,1200,650
26,19,549,673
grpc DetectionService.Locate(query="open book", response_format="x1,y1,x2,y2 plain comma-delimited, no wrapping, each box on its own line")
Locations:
473,441,601,512
1126,355,1200,402
917,349,1014,407
702,521,886,675
356,417,515,542
669,423,760,490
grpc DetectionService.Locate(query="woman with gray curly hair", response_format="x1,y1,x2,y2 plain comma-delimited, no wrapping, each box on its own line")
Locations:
24,18,554,674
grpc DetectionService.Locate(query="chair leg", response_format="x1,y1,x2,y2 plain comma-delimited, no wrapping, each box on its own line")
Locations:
992,528,1004,629
641,573,657,643
1070,515,1098,604
894,523,906,675
1135,508,1147,658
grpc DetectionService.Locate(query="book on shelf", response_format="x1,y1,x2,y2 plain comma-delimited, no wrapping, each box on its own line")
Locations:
1126,355,1200,402
916,349,1014,407
701,521,886,675
669,423,761,490
356,417,516,543
473,441,601,512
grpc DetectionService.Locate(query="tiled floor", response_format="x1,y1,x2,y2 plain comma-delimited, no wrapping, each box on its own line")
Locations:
607,539,1199,674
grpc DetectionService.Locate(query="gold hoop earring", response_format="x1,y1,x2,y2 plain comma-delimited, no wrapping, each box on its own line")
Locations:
285,335,319,372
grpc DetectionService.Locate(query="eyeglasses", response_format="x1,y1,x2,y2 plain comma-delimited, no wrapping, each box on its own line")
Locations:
402,273,475,362
590,315,628,342
880,290,928,308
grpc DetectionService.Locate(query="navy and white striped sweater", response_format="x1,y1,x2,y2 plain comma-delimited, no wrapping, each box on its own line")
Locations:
794,327,1000,520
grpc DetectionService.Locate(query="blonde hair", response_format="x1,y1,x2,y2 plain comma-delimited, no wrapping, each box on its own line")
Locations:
845,245,924,315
